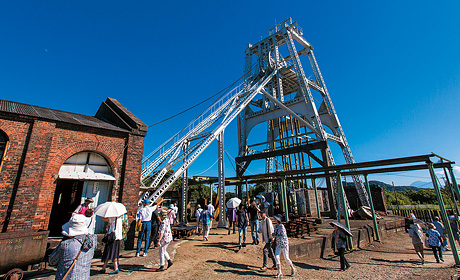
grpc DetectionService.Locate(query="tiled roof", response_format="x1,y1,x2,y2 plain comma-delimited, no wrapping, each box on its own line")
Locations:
0,99,129,133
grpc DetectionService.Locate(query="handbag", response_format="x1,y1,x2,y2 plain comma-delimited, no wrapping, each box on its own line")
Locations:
102,218,117,244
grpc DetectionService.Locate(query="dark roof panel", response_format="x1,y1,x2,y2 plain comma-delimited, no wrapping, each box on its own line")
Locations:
0,99,129,133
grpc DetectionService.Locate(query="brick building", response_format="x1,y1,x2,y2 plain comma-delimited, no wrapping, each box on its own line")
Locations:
0,98,147,235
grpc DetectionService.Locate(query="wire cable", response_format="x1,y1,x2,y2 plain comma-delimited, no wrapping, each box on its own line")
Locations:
148,62,257,128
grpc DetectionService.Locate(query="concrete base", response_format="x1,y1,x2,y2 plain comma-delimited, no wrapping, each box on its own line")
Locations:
289,216,405,260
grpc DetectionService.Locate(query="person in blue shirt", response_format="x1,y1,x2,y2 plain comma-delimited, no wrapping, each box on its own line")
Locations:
426,223,444,263
201,205,213,241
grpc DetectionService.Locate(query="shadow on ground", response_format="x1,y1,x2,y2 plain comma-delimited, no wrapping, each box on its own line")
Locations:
206,260,273,277
196,241,240,253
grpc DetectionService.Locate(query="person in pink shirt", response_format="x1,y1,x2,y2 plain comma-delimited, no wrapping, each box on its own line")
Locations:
73,197,94,216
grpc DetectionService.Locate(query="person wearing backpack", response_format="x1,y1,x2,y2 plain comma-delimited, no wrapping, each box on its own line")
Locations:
49,214,97,280
201,205,213,241
195,204,203,235
408,222,425,264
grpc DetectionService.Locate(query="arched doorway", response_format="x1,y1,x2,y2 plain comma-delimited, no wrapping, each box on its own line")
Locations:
48,152,115,236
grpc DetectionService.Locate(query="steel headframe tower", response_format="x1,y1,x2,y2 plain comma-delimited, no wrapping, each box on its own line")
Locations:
237,18,369,214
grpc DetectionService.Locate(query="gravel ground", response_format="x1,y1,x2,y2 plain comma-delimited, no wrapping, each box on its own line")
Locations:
26,226,460,280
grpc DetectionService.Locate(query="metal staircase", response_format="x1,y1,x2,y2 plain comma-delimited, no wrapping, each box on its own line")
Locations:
139,69,278,204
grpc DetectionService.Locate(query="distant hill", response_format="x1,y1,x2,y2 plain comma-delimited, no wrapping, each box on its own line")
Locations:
344,180,424,191
410,181,433,189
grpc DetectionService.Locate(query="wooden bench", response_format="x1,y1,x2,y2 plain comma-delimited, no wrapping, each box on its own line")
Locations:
173,226,196,239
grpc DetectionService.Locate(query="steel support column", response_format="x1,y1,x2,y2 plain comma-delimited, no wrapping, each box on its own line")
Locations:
363,174,380,241
448,166,460,203
180,141,189,225
337,172,353,249
427,162,460,265
217,131,227,228
312,178,321,219
281,178,289,222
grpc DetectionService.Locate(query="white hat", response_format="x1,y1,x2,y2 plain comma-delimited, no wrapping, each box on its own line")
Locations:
62,214,88,237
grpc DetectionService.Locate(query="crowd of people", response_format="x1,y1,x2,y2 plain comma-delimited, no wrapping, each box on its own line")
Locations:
407,215,460,264
54,195,460,279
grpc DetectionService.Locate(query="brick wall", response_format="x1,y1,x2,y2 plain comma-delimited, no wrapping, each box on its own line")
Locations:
0,118,33,231
0,115,145,232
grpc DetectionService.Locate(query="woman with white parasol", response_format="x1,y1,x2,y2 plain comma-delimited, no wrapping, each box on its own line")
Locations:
94,201,127,274
226,198,241,235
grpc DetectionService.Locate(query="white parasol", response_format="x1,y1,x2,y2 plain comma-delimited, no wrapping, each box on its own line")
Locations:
226,197,241,209
94,201,127,218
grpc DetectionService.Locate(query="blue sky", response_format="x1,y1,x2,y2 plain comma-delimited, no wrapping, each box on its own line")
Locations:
1,1,459,187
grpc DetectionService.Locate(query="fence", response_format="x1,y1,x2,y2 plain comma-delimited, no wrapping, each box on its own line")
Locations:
392,208,456,223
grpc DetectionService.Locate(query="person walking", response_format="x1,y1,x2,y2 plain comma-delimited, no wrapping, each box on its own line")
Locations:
236,204,249,249
167,205,176,231
449,215,460,246
73,197,94,216
136,199,157,257
248,199,261,245
227,206,237,235
101,215,123,274
156,209,174,271
49,214,97,280
273,215,296,278
259,210,277,271
426,222,444,263
195,204,203,235
150,203,161,248
186,201,192,222
408,222,425,264
201,205,213,241
172,203,179,225
432,216,448,250
207,202,215,229
331,224,350,271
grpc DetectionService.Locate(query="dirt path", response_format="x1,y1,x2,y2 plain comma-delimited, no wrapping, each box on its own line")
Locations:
28,226,460,279
116,227,459,280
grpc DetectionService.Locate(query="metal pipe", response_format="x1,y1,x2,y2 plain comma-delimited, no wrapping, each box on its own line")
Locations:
363,174,380,241
427,162,460,265
312,178,321,218
337,171,353,249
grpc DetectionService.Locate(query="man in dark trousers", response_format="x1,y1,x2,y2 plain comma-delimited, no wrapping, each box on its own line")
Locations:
259,210,276,270
247,199,261,245
150,202,161,248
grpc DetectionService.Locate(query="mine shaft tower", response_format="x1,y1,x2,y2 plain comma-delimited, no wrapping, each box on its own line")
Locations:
140,18,369,227
236,18,369,212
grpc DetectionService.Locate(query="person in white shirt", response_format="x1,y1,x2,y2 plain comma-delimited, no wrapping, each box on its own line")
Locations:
136,199,158,257
207,202,215,229
101,215,123,274
195,204,203,235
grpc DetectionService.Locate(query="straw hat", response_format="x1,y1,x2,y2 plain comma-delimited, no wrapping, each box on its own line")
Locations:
160,209,168,218
62,214,88,237
85,197,94,203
